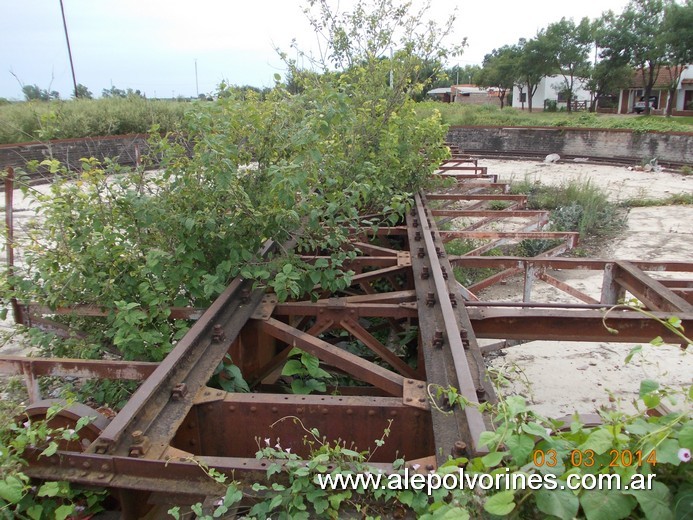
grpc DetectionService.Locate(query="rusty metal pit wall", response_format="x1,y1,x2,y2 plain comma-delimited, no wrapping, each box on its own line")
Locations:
171,394,434,462
3,149,693,517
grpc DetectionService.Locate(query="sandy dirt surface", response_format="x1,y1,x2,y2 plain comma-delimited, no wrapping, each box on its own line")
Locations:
480,159,692,418
483,158,692,202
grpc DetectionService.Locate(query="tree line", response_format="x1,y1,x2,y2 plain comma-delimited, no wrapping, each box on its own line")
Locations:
450,0,692,115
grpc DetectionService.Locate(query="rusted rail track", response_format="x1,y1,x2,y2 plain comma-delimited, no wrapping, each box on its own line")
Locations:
3,157,692,516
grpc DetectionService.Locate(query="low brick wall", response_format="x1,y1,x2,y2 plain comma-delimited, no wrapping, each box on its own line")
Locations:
446,126,693,165
0,134,150,172
2,127,692,173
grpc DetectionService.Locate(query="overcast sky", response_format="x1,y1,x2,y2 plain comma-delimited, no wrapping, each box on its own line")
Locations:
1,0,631,100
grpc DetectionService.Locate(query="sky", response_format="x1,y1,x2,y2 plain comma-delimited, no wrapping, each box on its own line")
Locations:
0,0,631,100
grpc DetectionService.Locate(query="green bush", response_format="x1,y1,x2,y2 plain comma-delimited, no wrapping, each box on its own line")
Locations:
422,102,693,133
511,178,626,240
0,98,189,144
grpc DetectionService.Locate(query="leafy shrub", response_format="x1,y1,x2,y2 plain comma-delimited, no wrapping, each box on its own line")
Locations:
0,98,188,144
2,0,452,364
0,402,107,517
424,102,693,132
511,178,626,240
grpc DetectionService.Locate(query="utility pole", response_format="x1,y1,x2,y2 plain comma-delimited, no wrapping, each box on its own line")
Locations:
195,59,199,97
389,48,393,89
59,0,79,98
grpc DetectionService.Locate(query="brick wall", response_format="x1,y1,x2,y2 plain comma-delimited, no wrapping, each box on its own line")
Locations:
2,127,692,173
447,126,693,165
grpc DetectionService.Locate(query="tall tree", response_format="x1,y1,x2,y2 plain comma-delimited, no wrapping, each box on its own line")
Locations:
22,84,59,101
73,83,93,99
661,0,693,115
542,17,593,113
600,0,670,115
477,45,520,109
585,59,633,112
515,37,554,112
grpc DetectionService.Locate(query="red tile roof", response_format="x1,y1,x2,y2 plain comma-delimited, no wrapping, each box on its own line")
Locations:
629,66,688,89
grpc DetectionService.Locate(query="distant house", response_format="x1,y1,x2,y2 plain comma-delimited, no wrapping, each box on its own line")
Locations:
511,76,591,111
451,84,496,105
426,85,501,105
617,65,693,114
426,87,452,103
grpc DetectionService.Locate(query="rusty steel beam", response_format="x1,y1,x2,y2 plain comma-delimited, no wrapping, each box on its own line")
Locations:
274,300,417,319
348,265,410,285
657,279,693,288
174,393,433,462
468,308,693,343
336,290,417,304
339,317,418,379
441,175,499,183
467,267,523,294
613,261,693,313
351,241,400,257
441,231,579,242
437,166,487,173
258,317,405,396
88,240,283,458
299,256,400,268
22,447,399,501
0,356,157,381
407,208,474,463
413,193,490,456
537,272,600,305
672,289,693,304
449,256,693,272
432,209,548,219
427,193,526,203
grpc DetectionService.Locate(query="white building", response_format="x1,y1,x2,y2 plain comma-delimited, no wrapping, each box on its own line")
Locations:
512,76,591,110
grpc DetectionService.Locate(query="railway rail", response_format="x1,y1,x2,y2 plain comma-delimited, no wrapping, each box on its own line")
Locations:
2,154,692,516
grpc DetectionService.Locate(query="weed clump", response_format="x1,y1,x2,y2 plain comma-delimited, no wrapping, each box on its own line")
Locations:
511,178,626,242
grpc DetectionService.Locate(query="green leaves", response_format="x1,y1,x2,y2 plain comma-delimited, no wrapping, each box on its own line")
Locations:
481,451,504,468
580,490,636,520
536,488,579,520
483,490,516,516
625,482,673,520
580,428,616,455
640,379,662,409
281,349,331,394
640,380,660,397
0,476,25,503
504,434,535,465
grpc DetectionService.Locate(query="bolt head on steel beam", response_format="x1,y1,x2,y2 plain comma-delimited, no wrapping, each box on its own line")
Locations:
171,383,188,401
212,324,226,343
452,441,467,458
432,331,444,348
